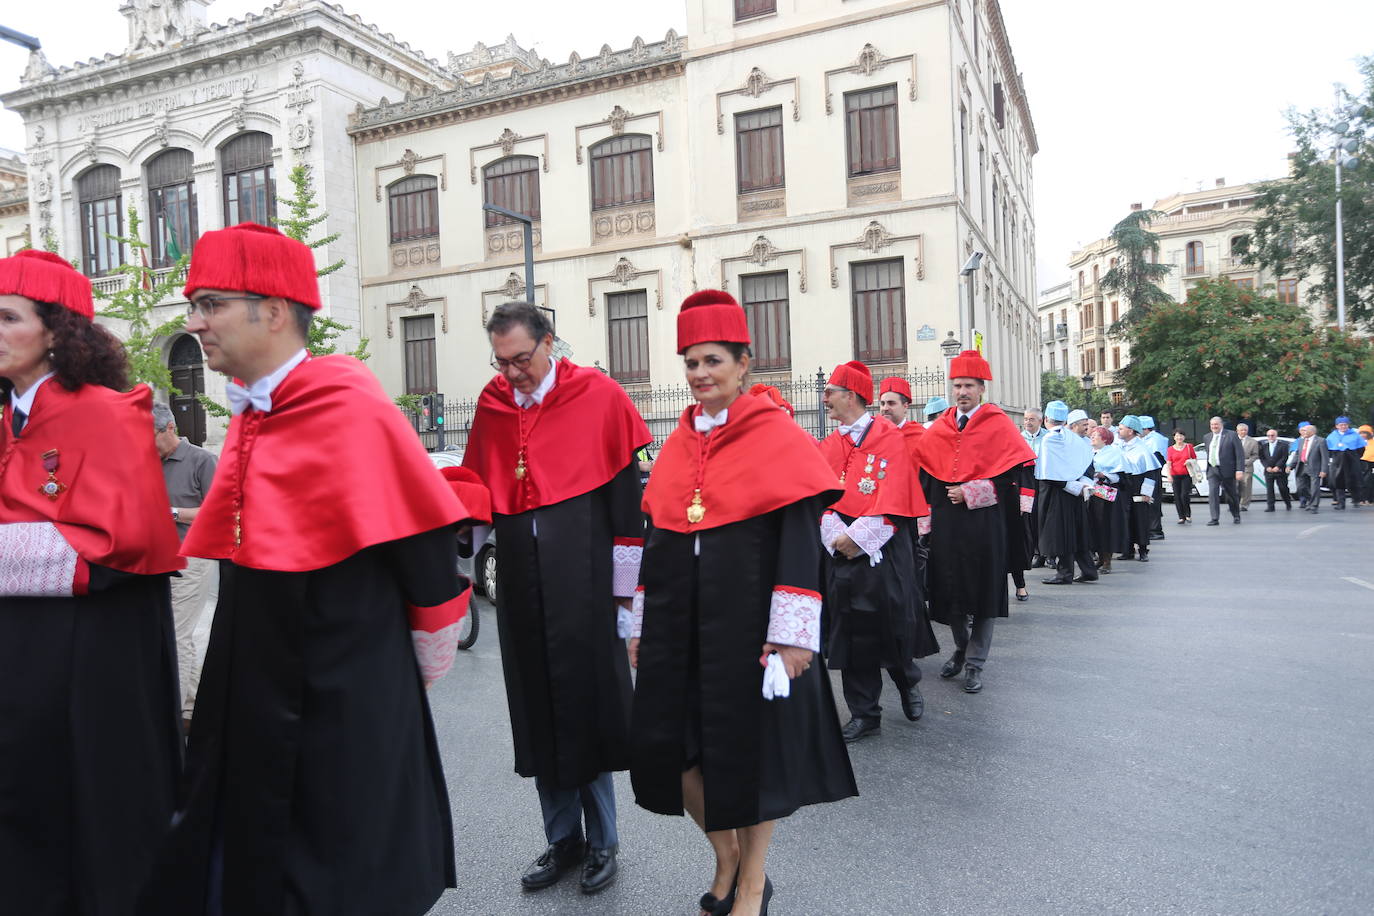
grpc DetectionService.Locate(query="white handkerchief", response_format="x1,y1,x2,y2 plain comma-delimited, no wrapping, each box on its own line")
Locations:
1141,478,1156,498
761,653,791,701
616,606,634,639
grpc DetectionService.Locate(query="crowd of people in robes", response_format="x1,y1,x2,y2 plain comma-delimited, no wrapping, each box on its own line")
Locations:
5,233,1372,916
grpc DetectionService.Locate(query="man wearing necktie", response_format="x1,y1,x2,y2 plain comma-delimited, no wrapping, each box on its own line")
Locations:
1289,423,1329,513
143,224,478,916
1260,429,1292,511
1201,417,1245,525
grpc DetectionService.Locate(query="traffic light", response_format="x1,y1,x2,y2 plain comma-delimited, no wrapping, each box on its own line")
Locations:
420,394,434,431
433,393,445,429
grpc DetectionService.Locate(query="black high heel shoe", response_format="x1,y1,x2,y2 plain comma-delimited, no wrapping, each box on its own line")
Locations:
1015,588,1029,602
700,873,738,916
759,875,773,915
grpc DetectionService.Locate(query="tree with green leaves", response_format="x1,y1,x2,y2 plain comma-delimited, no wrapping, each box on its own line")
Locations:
1039,370,1088,410
275,162,368,359
1098,208,1175,329
1121,278,1368,430
94,205,189,392
1240,56,1374,330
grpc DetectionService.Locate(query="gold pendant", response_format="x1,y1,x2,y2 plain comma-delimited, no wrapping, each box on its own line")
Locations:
686,489,706,524
233,509,242,548
839,472,846,485
515,458,526,480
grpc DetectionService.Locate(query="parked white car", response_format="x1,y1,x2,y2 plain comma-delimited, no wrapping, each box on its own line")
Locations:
1162,437,1314,502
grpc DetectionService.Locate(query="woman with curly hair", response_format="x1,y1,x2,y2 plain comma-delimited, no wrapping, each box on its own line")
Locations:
0,250,184,915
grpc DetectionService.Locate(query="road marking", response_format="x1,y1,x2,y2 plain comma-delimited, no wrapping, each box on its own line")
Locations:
1342,577,1374,592
1298,525,1329,539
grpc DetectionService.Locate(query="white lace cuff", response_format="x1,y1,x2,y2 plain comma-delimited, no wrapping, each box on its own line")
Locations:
845,515,894,560
818,510,846,555
408,587,471,684
612,537,643,599
765,586,822,652
917,515,932,536
0,522,80,597
630,586,645,639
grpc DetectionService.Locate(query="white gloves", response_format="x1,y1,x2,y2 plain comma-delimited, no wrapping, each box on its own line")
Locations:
761,652,791,701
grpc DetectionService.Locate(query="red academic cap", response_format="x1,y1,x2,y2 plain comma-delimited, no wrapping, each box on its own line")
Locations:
879,377,912,401
749,383,795,417
0,250,94,319
676,289,750,354
440,466,492,524
828,360,874,405
183,223,322,309
949,349,992,381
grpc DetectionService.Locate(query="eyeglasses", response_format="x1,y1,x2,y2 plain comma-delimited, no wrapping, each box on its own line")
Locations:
490,346,541,372
186,294,266,319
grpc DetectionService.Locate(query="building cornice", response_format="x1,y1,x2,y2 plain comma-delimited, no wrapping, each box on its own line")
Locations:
348,34,685,140
1,1,448,115
985,1,1038,155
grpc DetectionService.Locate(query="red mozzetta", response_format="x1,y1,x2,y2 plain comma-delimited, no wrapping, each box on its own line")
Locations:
911,404,1037,483
643,392,839,533
182,355,471,570
817,417,929,519
463,359,651,515
1,382,183,575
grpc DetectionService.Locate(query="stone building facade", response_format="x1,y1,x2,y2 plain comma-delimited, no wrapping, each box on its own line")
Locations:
0,0,449,444
1060,179,1319,406
0,149,28,255
349,0,1041,413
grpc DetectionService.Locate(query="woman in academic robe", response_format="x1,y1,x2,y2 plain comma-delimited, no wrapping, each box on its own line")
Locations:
1087,427,1129,573
630,290,856,916
0,250,184,915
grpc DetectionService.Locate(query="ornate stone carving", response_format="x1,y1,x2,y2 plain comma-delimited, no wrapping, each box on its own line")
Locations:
400,148,419,174
152,116,169,147
629,36,648,62
745,67,770,98
608,105,631,135
746,235,778,266
288,116,313,151
855,43,884,76
229,92,246,130
741,197,783,213
497,128,520,155
501,272,525,299
852,181,898,197
21,50,55,84
82,133,99,163
591,206,655,242
611,257,640,285
389,242,441,270
32,173,52,203
405,285,427,310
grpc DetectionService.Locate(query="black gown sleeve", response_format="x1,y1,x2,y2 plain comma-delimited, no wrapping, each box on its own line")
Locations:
384,525,465,609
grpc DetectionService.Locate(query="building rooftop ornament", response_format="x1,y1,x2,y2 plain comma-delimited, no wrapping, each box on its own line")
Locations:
447,35,548,82
120,0,212,53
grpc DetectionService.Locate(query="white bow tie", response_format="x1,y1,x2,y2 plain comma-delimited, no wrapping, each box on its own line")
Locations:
226,381,272,416
694,409,728,433
839,421,867,438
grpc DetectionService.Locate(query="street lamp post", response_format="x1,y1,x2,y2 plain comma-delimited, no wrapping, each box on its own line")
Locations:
959,252,985,351
940,331,961,402
481,204,534,304
1332,128,1358,333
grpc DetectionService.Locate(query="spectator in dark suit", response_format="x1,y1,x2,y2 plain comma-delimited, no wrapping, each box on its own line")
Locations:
1201,416,1245,525
1289,423,1329,513
1259,429,1292,511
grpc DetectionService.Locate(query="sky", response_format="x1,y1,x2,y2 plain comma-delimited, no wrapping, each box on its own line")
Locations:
2,0,1372,290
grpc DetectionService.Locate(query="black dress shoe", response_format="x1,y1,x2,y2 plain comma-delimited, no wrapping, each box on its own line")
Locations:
1073,573,1099,583
1264,507,1275,512
962,666,983,694
1206,519,1219,526
1285,503,1292,510
1040,574,1073,585
699,875,737,916
1030,554,1046,568
1015,589,1030,601
760,875,774,915
580,846,618,894
522,836,586,890
1136,553,1149,562
939,652,966,678
1233,516,1241,524
900,684,924,721
841,716,881,742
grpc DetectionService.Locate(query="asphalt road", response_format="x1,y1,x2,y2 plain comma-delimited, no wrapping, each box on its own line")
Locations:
414,506,1374,915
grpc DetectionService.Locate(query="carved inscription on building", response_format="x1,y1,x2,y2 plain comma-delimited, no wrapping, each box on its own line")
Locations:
76,75,262,132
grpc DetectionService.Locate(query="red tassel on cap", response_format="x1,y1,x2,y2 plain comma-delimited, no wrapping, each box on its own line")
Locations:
827,360,874,405
949,349,993,381
676,288,751,353
0,250,95,319
182,223,322,309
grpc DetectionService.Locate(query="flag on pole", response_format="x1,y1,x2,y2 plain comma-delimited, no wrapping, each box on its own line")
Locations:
166,222,183,262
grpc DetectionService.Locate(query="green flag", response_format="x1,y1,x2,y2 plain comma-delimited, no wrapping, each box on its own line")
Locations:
166,223,182,262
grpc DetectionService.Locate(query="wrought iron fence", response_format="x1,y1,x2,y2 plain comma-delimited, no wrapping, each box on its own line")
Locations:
405,364,948,453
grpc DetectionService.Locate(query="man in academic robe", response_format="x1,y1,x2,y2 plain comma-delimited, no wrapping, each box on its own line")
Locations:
463,302,651,895
1260,428,1292,511
909,350,1036,695
1116,416,1162,559
1140,416,1170,539
820,362,936,741
1325,416,1364,510
142,224,477,916
1035,403,1098,585
1290,423,1329,513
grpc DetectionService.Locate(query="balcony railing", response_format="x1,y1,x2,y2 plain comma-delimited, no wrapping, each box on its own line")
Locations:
1220,256,1254,274
1055,323,1069,339
1183,262,1208,277
1077,281,1100,299
1041,328,1056,343
87,267,188,302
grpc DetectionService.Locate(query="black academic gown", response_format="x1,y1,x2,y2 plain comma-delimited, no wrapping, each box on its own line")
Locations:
632,496,857,832
1037,463,1093,558
142,528,460,916
0,568,180,916
1120,467,1160,552
1086,464,1129,558
922,466,1032,623
494,460,641,789
824,512,938,670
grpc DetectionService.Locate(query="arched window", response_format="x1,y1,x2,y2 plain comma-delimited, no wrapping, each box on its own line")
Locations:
1230,234,1249,258
1091,264,1099,285
168,334,208,446
146,148,197,268
77,164,123,277
590,135,653,210
388,175,439,243
483,156,540,227
221,132,275,226
1185,240,1204,274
